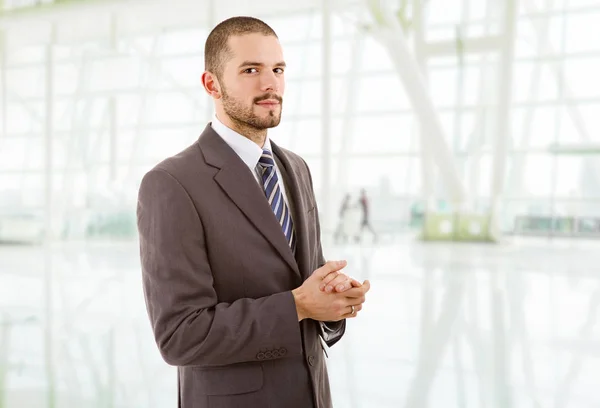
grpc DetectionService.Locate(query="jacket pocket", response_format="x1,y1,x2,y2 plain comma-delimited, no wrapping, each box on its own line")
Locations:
193,363,263,395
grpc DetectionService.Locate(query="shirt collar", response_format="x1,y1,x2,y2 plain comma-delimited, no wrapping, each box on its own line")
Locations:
210,114,273,170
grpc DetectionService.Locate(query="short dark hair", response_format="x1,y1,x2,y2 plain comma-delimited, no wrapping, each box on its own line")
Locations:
204,16,278,78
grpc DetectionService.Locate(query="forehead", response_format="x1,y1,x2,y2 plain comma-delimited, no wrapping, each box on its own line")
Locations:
225,33,284,65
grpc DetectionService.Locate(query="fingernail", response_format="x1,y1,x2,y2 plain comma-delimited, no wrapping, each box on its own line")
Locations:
337,284,344,291
326,286,332,293
319,284,324,290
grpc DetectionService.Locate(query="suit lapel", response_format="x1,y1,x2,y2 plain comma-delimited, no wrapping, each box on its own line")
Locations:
198,125,301,279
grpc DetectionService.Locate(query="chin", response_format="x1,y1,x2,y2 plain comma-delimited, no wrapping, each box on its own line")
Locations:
257,115,282,128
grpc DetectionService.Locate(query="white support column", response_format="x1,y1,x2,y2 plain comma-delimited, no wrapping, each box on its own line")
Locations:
43,22,57,408
336,30,363,199
321,0,332,235
506,0,554,198
0,29,6,140
44,30,56,239
489,0,517,240
453,6,468,201
467,0,495,211
367,0,467,205
549,0,568,236
413,0,436,212
109,13,117,183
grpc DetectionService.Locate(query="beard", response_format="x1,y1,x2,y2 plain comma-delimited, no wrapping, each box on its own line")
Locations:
221,86,283,131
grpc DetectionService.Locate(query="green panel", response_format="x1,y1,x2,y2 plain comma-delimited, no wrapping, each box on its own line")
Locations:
456,214,492,241
421,212,496,242
422,213,456,241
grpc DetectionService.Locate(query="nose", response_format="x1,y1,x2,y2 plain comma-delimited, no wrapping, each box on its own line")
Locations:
260,70,279,93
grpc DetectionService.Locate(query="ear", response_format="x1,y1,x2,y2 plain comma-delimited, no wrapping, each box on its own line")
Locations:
202,71,222,99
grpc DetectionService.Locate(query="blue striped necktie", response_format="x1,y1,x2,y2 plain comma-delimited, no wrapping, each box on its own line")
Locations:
258,149,296,251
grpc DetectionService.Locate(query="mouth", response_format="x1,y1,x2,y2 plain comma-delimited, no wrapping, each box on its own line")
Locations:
255,99,281,108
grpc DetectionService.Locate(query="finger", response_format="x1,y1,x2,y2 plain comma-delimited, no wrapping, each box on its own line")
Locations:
333,276,361,293
362,280,371,292
344,283,370,298
313,260,347,280
348,295,366,306
329,277,361,291
325,275,350,293
343,303,363,318
319,270,340,290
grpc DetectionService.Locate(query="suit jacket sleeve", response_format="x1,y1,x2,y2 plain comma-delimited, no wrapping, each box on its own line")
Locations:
302,160,346,348
137,168,304,367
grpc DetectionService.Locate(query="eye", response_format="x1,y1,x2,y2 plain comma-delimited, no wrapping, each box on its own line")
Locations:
274,67,284,74
243,68,258,74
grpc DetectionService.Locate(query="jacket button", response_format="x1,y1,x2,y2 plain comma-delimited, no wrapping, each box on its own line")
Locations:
265,351,273,359
256,352,265,360
280,348,287,356
308,355,315,366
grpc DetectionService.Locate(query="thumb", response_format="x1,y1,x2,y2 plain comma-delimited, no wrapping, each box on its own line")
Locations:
362,279,371,291
313,260,347,280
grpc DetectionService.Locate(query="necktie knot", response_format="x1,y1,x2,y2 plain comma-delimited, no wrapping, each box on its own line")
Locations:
259,149,275,168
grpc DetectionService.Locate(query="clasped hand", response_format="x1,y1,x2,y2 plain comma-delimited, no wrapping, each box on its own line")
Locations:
292,260,370,322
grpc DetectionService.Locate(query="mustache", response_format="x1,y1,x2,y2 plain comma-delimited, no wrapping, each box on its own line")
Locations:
254,94,283,104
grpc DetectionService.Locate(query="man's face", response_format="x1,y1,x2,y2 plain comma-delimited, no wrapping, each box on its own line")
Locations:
217,33,285,130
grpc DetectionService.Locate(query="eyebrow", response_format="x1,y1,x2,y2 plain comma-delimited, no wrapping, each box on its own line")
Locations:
238,61,287,68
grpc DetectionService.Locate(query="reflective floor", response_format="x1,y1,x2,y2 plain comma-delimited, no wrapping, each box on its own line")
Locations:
1,235,599,408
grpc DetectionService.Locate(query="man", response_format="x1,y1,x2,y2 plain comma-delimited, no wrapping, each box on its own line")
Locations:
137,16,371,408
333,193,352,244
357,188,377,243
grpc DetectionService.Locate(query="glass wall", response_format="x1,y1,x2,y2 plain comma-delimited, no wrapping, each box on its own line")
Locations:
1,1,600,405
2,0,599,242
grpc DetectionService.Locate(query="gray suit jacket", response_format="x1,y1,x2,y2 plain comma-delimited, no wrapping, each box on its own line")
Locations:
137,124,346,408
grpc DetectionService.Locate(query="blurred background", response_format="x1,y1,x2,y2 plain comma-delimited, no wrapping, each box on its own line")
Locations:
1,0,600,407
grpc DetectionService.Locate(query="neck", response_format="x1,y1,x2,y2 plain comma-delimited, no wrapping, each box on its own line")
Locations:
217,113,267,148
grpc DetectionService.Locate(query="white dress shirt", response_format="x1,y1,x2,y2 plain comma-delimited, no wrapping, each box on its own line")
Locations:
210,115,292,209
